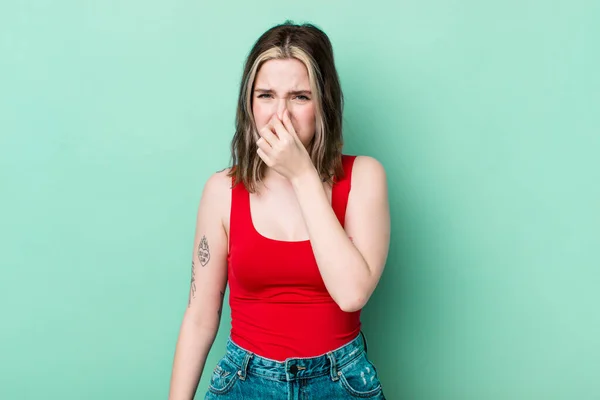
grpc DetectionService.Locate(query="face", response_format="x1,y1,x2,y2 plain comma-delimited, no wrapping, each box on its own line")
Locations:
251,58,316,148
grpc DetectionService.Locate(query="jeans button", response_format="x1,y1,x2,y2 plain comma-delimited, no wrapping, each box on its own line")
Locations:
290,365,298,374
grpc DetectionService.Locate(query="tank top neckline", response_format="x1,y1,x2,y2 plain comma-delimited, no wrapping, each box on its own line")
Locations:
231,154,356,246
246,185,325,244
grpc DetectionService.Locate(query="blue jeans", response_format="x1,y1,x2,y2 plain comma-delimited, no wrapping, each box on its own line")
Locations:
204,331,385,399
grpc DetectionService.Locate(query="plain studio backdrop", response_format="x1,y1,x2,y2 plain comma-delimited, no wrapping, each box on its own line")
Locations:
1,1,598,399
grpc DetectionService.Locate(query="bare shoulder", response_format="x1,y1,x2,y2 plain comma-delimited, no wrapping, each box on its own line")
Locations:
202,168,233,197
351,155,387,190
198,168,233,220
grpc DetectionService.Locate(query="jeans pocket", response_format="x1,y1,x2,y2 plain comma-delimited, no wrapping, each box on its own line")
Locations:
207,356,240,395
338,352,383,398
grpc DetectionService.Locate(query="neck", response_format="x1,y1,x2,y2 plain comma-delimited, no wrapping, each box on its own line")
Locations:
260,167,294,189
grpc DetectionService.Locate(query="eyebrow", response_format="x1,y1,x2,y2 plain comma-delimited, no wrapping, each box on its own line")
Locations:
254,88,312,96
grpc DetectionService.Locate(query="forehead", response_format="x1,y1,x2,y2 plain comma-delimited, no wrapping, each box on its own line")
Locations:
254,58,310,88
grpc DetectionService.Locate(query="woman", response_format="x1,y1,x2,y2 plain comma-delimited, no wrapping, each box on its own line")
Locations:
169,21,390,399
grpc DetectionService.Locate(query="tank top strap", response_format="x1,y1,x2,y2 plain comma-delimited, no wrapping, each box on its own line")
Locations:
331,154,357,228
229,176,253,250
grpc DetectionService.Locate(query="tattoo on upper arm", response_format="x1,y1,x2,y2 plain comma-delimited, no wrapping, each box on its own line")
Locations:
188,260,196,307
197,235,210,266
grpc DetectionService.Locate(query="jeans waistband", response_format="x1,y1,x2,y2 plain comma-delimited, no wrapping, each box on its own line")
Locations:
224,332,368,382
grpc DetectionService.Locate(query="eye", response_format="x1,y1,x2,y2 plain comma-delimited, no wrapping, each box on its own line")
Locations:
257,93,272,99
294,95,310,101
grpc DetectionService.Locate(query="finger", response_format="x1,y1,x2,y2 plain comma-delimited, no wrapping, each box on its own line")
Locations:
258,122,279,146
271,116,291,142
282,110,298,139
269,114,281,138
256,137,272,153
256,148,272,166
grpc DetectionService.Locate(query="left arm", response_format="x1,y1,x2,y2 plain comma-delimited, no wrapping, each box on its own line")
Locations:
290,156,391,312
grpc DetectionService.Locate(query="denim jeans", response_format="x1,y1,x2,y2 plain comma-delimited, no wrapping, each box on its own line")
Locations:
204,331,385,399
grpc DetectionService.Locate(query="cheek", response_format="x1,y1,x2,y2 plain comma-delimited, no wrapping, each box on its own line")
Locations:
291,106,316,132
252,102,270,129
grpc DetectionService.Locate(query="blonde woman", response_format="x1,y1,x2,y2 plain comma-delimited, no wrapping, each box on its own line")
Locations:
169,21,390,400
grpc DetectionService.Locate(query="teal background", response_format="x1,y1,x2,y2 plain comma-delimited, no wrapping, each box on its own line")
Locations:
1,1,598,399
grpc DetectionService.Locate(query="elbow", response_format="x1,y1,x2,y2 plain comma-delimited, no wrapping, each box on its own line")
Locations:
185,309,221,333
335,273,374,312
337,294,368,313
339,302,364,313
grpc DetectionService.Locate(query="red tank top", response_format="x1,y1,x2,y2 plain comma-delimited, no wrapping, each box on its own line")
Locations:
226,155,361,361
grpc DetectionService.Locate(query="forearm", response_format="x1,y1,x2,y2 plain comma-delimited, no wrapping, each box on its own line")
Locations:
168,315,219,400
291,168,372,312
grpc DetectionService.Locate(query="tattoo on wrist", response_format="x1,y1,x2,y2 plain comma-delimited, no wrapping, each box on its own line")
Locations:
197,235,210,266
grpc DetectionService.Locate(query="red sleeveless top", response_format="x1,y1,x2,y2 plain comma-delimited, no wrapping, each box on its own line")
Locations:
226,155,361,361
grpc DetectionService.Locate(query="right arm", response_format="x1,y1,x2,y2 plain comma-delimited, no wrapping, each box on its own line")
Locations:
168,170,231,400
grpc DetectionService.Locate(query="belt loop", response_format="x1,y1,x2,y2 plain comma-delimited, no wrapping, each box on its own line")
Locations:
237,351,253,381
361,331,368,353
326,351,339,381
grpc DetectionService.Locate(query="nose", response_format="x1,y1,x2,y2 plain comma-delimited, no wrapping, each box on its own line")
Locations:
276,99,288,121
